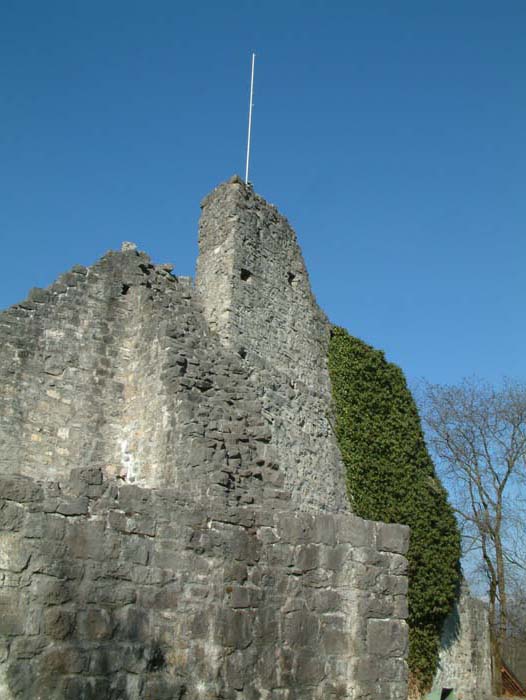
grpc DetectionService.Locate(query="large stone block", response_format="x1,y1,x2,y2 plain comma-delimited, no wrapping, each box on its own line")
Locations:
367,619,409,658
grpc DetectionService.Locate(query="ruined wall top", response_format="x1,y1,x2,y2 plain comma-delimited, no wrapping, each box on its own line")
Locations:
0,177,412,700
196,175,330,390
0,177,348,511
196,176,349,511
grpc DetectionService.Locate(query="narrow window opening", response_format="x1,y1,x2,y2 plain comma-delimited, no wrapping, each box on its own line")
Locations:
240,268,252,282
288,272,297,286
121,284,130,296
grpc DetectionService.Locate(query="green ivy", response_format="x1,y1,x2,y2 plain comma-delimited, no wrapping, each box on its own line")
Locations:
327,327,461,691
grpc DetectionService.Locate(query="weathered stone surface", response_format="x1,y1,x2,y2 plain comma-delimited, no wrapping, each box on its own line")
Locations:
0,471,411,699
196,179,349,513
0,177,411,700
433,584,493,699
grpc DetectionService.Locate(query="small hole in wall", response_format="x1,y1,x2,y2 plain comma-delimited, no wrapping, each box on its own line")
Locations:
146,645,166,672
240,268,252,282
121,284,130,295
238,347,247,359
288,272,297,287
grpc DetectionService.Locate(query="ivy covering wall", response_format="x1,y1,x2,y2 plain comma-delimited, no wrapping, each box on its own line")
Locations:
328,327,461,690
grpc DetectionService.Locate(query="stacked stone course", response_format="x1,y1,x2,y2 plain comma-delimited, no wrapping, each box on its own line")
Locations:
0,468,409,699
433,587,493,700
0,176,410,699
196,177,348,512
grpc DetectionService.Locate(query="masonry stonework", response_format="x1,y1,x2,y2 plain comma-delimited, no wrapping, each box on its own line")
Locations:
0,470,409,700
196,177,348,512
0,176,412,699
433,586,493,700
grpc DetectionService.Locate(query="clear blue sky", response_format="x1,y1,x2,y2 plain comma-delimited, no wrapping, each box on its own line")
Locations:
1,1,525,386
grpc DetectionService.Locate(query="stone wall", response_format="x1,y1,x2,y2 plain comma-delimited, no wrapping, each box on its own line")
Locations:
196,176,348,512
433,586,493,700
0,246,279,497
0,469,409,700
502,637,526,688
0,176,349,511
0,177,411,699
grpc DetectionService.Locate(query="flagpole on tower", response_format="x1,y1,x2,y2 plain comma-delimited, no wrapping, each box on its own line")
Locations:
245,53,256,184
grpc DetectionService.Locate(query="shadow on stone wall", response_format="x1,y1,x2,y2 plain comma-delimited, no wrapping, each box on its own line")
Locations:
1,467,410,700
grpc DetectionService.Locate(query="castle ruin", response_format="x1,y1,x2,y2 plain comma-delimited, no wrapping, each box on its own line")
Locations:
0,176,490,699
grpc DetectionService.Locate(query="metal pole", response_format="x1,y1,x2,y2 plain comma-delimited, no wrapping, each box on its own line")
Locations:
245,53,256,184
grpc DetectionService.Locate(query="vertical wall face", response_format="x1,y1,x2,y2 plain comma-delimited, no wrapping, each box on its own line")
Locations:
0,249,281,499
0,251,183,485
0,179,413,700
0,258,129,482
434,587,493,699
196,176,349,512
196,177,328,387
0,470,410,700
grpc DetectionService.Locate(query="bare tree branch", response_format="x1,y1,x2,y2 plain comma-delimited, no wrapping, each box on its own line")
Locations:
418,377,526,695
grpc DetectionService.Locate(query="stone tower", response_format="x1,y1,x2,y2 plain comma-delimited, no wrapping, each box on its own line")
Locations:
196,176,348,511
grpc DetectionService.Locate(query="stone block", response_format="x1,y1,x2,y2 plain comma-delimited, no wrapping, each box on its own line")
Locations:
0,476,43,503
321,627,351,655
227,584,261,609
10,635,49,658
70,466,103,486
393,595,408,619
311,513,337,545
376,573,408,597
62,676,112,700
221,609,253,649
77,608,114,640
152,543,183,571
275,512,312,544
57,496,89,516
312,588,342,614
0,532,30,572
376,522,410,555
229,529,260,563
0,591,25,635
25,512,66,541
294,652,326,684
43,607,76,640
114,606,151,642
0,500,25,531
108,510,156,537
283,611,320,648
387,553,408,575
64,520,109,560
5,659,36,697
357,591,395,618
322,543,352,571
30,541,83,580
122,536,151,565
142,678,187,700
84,581,136,607
296,543,320,572
37,644,88,675
116,484,152,513
334,514,375,547
151,583,182,610
30,573,72,605
367,619,408,658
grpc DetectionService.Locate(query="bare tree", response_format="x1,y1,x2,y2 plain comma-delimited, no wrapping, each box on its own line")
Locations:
419,378,526,694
